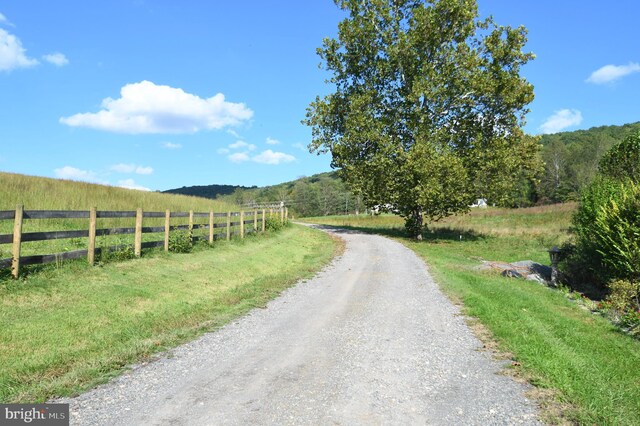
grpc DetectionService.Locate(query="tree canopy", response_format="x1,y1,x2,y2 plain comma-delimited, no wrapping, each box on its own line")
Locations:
304,0,538,237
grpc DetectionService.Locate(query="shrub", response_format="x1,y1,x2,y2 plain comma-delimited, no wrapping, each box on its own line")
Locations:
169,230,193,253
606,279,640,313
99,238,135,263
265,215,285,232
567,177,631,289
598,131,640,183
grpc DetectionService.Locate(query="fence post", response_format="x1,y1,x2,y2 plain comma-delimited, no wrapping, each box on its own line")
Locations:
254,209,258,232
134,208,143,257
285,207,288,223
209,211,214,244
280,206,284,225
11,205,23,279
240,211,244,239
188,210,194,244
88,207,97,265
226,211,231,241
262,209,266,232
164,210,170,252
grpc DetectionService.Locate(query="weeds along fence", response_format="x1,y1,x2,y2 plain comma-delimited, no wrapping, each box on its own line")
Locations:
1,205,289,279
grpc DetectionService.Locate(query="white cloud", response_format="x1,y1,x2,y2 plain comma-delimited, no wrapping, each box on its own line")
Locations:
110,163,153,175
226,129,241,138
229,152,250,163
586,62,640,84
42,52,69,67
216,148,230,154
0,28,38,71
292,142,307,151
117,178,151,191
60,80,253,134
162,142,182,149
266,137,280,145
0,13,9,25
539,109,583,134
54,166,102,183
229,140,256,151
135,166,153,175
252,149,296,165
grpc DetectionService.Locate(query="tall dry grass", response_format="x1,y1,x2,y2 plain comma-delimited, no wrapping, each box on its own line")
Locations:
0,172,239,259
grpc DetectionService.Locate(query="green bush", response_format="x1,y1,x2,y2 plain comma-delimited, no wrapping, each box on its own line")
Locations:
606,279,640,313
265,215,285,232
567,177,631,289
598,131,640,183
592,183,640,282
99,240,135,263
168,231,193,253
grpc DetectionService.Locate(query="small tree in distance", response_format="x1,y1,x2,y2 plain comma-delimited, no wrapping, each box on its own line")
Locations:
304,0,539,238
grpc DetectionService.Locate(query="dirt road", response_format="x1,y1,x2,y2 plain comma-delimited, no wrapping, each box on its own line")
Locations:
61,226,540,425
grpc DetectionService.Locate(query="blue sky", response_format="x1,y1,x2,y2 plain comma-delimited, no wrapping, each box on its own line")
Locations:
0,1,638,191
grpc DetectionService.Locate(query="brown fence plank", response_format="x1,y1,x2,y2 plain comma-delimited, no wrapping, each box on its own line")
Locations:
96,211,136,218
0,234,12,244
141,241,164,249
96,227,136,236
142,211,166,218
21,230,89,242
21,249,88,266
0,211,15,220
0,257,11,268
24,210,89,219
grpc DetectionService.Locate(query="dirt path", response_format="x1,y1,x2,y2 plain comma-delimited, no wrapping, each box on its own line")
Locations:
60,226,540,425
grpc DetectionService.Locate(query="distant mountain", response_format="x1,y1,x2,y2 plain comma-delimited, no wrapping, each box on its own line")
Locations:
163,184,257,199
537,121,640,204
539,121,640,146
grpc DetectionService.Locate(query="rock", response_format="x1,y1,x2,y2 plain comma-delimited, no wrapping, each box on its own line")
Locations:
525,274,546,284
479,260,551,284
501,269,523,278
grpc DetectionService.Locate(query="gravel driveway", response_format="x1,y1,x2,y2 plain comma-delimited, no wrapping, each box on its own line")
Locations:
58,226,541,425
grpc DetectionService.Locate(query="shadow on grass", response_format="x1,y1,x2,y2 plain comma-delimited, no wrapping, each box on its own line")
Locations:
305,223,485,243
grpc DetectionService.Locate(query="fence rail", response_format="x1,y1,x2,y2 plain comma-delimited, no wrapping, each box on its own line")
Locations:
1,205,289,278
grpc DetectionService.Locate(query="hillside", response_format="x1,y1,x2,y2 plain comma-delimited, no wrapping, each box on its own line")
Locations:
0,172,233,212
162,184,257,200
539,121,640,147
537,121,640,203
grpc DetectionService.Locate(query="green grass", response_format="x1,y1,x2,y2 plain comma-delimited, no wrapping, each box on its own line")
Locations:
0,224,339,403
304,204,640,425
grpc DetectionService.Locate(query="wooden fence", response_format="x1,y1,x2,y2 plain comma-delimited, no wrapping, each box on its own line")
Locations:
0,205,289,279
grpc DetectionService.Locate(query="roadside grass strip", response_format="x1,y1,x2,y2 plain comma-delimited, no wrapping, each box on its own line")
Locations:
0,224,337,403
305,207,640,425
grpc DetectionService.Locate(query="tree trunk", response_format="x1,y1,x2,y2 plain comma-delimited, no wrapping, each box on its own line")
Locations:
415,211,423,241
406,209,423,240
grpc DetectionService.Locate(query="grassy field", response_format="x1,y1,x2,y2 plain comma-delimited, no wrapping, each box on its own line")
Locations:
303,204,640,425
0,172,241,260
0,224,340,403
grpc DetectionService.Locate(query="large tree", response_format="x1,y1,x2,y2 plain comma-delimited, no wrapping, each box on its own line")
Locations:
305,0,538,238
